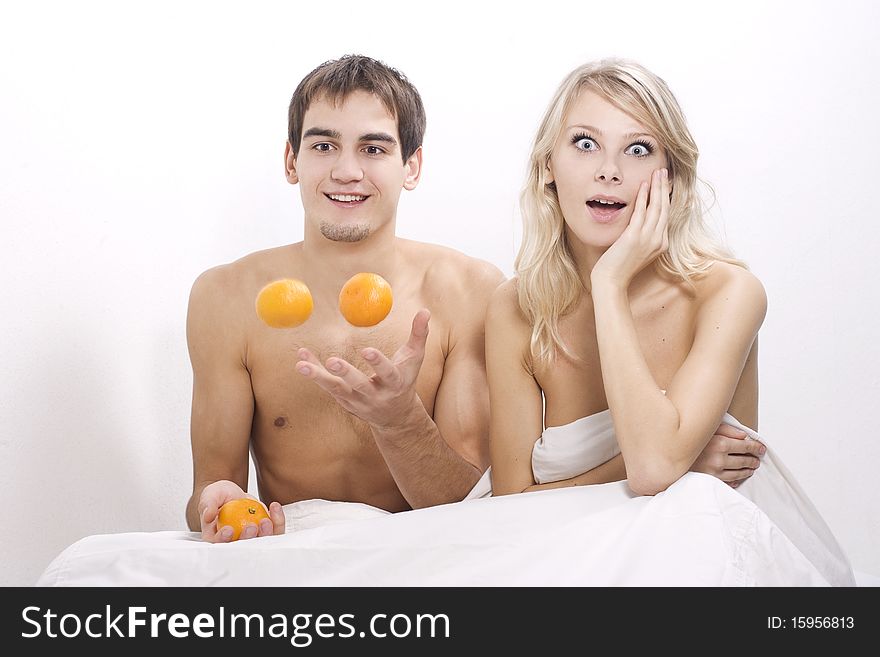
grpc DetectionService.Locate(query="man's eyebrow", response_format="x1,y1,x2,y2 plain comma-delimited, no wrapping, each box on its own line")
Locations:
302,127,341,140
567,124,655,140
360,132,397,145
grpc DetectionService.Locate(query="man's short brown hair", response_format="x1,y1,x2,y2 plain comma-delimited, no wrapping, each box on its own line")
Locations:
288,54,426,162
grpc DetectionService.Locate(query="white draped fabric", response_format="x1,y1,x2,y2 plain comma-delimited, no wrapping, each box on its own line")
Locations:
37,413,854,586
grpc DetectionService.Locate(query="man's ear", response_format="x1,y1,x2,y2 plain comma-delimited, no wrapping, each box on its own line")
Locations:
284,141,299,185
402,146,423,191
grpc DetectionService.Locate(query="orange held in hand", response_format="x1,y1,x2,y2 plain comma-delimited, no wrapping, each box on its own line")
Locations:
255,279,313,328
339,272,393,327
217,498,271,541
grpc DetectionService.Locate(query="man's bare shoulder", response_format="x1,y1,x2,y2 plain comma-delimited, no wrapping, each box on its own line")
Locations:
402,240,506,304
193,243,301,294
188,244,303,328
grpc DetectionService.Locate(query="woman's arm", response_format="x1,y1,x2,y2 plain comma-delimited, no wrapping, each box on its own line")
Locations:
488,281,630,494
522,454,627,492
486,281,547,495
593,271,765,494
591,170,767,495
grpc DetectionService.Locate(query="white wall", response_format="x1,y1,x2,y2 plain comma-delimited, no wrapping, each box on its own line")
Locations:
2,0,877,586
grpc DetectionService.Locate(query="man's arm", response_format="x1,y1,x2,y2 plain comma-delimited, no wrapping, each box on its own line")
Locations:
387,262,506,505
295,262,505,508
185,268,284,539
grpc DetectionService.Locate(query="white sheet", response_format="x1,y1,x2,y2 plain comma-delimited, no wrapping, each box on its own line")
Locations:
468,410,855,587
38,473,833,586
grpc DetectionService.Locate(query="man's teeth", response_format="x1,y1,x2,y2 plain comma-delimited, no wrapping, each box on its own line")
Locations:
329,194,367,202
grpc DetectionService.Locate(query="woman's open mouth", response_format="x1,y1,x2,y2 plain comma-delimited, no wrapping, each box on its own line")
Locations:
586,198,626,224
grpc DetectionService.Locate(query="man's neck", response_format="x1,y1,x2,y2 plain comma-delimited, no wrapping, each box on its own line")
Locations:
300,226,401,294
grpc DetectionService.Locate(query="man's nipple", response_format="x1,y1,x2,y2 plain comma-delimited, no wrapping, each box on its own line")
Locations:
274,416,287,428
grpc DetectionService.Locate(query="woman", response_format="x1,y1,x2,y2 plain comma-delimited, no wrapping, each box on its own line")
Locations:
476,59,854,585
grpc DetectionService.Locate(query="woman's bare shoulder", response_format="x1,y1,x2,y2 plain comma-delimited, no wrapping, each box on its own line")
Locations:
694,261,768,325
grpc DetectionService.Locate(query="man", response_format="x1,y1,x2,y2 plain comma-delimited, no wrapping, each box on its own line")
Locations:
185,55,505,541
185,55,763,543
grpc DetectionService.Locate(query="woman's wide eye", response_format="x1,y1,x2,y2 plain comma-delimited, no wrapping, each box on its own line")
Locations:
574,137,598,152
625,143,652,157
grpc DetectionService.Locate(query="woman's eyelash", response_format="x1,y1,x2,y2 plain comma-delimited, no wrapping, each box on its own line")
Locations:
570,132,595,145
629,140,655,155
570,133,656,156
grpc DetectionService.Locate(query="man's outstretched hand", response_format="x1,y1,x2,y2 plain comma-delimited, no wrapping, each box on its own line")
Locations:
295,309,431,429
198,480,285,543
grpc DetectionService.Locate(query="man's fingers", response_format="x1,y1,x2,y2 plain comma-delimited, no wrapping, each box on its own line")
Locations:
728,468,757,488
324,356,371,392
726,455,760,470
296,357,353,396
362,348,402,387
205,512,234,543
269,501,286,536
714,423,749,440
201,502,219,526
407,308,430,345
396,309,430,381
296,348,322,367
239,524,258,540
736,438,767,457
200,506,218,542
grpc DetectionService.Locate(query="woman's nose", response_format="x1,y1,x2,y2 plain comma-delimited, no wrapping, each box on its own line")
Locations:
594,156,621,184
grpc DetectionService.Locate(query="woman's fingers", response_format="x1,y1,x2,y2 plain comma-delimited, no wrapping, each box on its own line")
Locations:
628,180,649,231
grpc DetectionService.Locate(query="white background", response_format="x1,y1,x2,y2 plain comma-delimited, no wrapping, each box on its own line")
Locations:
1,0,878,586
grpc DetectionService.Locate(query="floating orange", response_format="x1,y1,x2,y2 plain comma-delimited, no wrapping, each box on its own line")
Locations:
255,279,313,328
338,272,393,327
217,498,271,541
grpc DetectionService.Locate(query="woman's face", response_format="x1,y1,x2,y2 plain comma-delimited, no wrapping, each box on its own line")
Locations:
548,89,668,248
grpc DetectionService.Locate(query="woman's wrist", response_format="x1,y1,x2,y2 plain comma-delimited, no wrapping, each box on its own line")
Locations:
590,273,628,300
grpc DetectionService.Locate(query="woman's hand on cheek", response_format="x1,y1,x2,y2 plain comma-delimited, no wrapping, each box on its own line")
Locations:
591,168,670,291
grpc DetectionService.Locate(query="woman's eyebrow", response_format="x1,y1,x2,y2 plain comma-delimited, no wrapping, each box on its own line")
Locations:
567,124,654,140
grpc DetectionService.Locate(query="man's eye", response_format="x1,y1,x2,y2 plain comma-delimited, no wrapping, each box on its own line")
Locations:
364,146,385,155
313,143,333,152
625,143,653,157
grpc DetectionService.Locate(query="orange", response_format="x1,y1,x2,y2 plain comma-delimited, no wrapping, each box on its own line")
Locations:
217,498,271,541
338,272,393,327
255,279,313,328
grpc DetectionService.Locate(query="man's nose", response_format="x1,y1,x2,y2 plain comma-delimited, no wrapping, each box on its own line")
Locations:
331,149,364,183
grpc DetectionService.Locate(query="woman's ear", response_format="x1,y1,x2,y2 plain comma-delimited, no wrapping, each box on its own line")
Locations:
545,159,555,186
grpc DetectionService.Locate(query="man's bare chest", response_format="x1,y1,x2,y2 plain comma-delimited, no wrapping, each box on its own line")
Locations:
246,311,445,419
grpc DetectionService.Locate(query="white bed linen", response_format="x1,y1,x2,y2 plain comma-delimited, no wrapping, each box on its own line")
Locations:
467,411,855,587
39,472,830,587
38,407,856,587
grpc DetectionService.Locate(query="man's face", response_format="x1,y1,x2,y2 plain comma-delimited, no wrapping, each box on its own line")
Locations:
286,90,421,243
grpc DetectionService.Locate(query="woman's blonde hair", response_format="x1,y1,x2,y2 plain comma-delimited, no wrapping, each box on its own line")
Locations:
516,58,745,363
